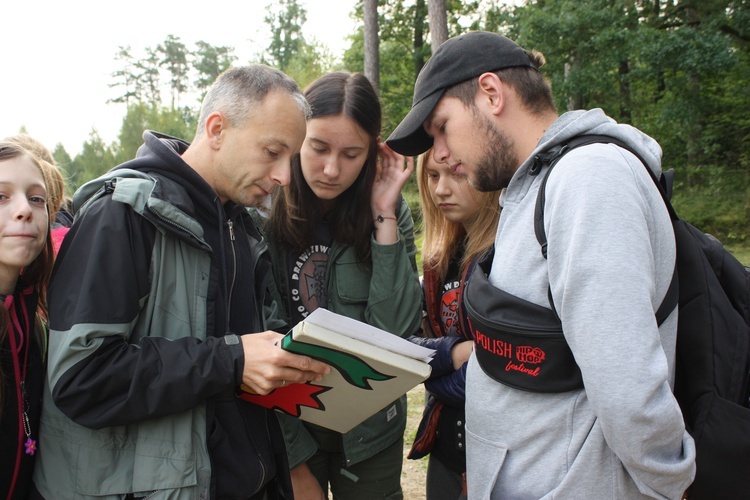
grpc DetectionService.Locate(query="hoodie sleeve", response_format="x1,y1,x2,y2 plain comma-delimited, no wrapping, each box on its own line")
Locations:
544,144,695,497
47,195,244,429
408,334,463,376
408,334,467,405
424,363,467,407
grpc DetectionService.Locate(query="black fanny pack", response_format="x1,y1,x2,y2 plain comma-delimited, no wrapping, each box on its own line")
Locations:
463,248,583,393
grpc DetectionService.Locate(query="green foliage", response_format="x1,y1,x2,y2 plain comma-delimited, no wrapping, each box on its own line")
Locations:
264,0,308,72
134,47,162,105
77,36,238,190
79,0,749,246
109,38,238,109
726,243,750,267
283,39,336,90
62,130,117,192
671,166,750,243
344,0,430,138
379,39,420,137
115,103,196,164
364,0,749,244
158,35,190,109
59,105,196,192
52,144,74,196
262,0,342,87
193,41,237,98
495,0,750,240
402,178,422,244
108,46,139,105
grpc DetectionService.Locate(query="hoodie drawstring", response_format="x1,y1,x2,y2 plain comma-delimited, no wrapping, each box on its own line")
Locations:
5,289,36,500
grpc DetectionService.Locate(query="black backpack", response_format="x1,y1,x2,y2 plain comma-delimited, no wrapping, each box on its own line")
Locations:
532,135,750,499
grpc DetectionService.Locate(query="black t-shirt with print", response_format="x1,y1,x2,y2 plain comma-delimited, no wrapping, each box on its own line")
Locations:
432,258,467,474
437,259,461,337
287,221,333,326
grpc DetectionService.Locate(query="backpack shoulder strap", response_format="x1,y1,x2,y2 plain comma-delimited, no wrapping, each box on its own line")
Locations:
533,134,665,256
533,134,678,324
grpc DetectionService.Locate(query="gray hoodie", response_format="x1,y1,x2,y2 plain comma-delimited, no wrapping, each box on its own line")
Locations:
465,109,696,499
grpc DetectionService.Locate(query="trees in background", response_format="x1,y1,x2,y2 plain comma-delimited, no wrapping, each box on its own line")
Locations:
343,0,749,240
263,0,334,89
62,36,236,190
193,41,237,98
364,0,381,88
53,0,749,241
158,35,190,110
428,0,448,49
495,0,750,239
264,0,308,72
108,36,235,110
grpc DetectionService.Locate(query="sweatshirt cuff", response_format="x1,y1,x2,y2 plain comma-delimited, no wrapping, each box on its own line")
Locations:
222,334,245,386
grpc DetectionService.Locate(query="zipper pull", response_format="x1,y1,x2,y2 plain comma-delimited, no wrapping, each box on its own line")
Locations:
227,220,235,241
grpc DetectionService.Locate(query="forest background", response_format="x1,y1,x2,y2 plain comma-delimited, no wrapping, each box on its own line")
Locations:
19,0,750,261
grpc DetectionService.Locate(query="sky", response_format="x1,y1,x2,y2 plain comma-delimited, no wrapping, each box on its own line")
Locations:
1,0,359,156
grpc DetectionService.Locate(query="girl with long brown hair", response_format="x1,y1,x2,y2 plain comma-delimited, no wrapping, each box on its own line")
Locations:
0,142,54,499
254,72,422,499
408,148,500,499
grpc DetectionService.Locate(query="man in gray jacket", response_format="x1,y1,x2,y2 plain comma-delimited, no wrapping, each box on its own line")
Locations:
387,31,696,499
32,65,330,499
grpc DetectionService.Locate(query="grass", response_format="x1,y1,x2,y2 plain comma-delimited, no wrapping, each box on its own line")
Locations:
401,387,428,499
726,244,750,267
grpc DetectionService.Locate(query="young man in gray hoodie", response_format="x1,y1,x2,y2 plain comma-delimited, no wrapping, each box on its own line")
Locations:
387,31,696,499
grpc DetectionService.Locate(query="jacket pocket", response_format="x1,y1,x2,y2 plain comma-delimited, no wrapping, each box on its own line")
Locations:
72,426,199,496
333,261,370,304
207,398,268,498
466,427,508,499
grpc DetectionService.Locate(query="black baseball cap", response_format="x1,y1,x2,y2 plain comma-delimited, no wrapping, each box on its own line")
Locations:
386,31,533,157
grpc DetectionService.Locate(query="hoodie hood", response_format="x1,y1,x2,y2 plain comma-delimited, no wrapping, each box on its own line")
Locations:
127,130,220,218
522,108,662,179
71,131,219,250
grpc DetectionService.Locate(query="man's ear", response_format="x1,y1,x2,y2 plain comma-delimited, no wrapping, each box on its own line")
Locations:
205,112,226,150
476,73,505,116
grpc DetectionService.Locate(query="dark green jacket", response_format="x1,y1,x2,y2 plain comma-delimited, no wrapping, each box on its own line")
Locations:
251,200,422,467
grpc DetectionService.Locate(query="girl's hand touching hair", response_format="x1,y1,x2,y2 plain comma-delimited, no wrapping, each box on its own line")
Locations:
370,142,414,244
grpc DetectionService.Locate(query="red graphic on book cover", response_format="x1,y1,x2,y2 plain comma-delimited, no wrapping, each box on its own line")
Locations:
240,383,331,416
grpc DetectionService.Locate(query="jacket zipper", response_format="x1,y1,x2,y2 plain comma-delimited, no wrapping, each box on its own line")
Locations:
226,219,237,326
250,232,269,332
250,233,267,495
320,244,346,315
228,217,268,494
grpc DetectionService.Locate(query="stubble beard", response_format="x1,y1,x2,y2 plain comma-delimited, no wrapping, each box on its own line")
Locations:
470,112,519,192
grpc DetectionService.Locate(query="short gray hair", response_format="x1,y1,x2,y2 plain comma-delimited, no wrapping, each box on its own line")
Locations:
195,64,310,139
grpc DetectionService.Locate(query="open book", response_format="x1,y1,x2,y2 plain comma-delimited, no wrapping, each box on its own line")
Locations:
239,308,434,433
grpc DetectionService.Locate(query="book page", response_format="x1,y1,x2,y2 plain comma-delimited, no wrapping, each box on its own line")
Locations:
303,308,435,362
